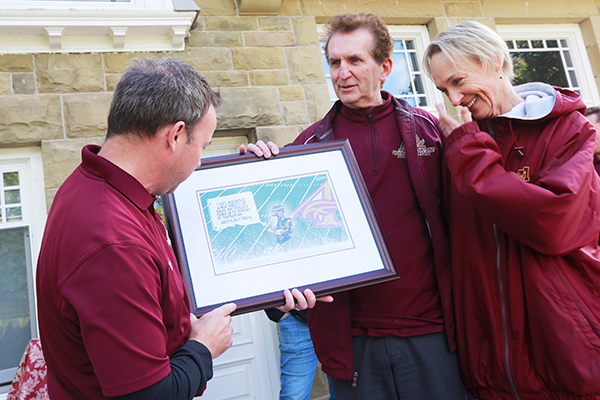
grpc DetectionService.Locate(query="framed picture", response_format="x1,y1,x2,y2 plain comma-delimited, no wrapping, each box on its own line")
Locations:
164,140,398,316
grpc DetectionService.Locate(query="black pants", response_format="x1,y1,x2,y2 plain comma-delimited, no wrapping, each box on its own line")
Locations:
330,332,468,400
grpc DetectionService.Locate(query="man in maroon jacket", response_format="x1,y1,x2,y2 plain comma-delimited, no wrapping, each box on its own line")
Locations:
286,13,467,400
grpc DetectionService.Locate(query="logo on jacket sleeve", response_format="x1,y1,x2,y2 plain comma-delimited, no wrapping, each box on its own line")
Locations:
392,134,436,158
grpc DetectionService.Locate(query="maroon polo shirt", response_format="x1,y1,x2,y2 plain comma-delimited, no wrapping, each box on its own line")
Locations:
36,145,191,399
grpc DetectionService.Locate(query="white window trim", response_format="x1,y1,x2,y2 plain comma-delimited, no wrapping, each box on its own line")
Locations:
387,25,445,115
0,147,46,268
497,24,600,107
0,0,198,54
0,147,46,395
317,24,445,115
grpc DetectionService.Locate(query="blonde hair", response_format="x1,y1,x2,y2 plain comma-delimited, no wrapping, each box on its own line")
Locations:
423,20,514,83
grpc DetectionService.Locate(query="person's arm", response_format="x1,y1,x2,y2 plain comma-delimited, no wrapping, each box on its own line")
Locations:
107,303,236,400
106,341,211,400
444,116,600,255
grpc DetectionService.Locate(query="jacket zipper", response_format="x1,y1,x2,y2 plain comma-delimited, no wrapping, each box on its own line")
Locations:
493,225,519,400
488,121,519,399
352,371,358,387
368,113,379,172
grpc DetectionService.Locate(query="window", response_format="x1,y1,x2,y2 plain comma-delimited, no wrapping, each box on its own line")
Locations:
319,25,444,114
498,25,600,107
0,148,46,393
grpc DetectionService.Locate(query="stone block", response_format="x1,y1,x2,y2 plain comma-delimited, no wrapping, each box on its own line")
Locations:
0,95,63,144
177,48,234,71
587,43,600,77
103,52,156,74
300,0,442,22
41,137,104,191
45,188,59,213
36,54,104,94
106,74,123,92
0,55,33,73
12,73,35,95
249,70,289,86
279,85,304,101
217,87,281,129
188,31,244,48
0,74,9,95
285,47,326,84
244,32,295,47
205,17,259,31
255,125,298,146
193,0,237,16
481,0,595,20
63,93,112,139
293,17,319,46
470,18,496,30
427,17,452,40
258,16,291,31
281,101,308,125
202,71,250,87
232,48,286,70
581,17,600,47
278,0,301,15
443,2,483,18
303,84,331,123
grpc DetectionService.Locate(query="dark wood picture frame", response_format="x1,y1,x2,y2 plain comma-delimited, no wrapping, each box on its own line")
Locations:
164,140,398,316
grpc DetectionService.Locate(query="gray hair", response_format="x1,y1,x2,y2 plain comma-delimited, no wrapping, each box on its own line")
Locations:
107,57,221,143
423,20,514,83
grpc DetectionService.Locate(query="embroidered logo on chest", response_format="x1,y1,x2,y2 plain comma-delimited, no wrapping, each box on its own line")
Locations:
518,166,530,182
392,134,436,159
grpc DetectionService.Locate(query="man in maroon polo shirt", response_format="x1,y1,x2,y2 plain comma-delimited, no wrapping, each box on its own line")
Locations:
36,57,315,400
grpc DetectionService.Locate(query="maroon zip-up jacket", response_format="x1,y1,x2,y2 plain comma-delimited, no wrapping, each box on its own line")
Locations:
293,93,455,382
444,85,600,399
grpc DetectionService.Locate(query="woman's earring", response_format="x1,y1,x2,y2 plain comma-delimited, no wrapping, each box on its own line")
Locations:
498,71,503,80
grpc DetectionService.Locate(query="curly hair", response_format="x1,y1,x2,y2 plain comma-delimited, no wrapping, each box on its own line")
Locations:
323,13,393,65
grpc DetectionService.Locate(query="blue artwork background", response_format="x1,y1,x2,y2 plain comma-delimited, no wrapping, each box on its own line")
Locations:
197,172,352,274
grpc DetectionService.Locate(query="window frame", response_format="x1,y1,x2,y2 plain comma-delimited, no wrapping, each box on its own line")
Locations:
317,24,444,115
497,24,600,107
0,148,47,393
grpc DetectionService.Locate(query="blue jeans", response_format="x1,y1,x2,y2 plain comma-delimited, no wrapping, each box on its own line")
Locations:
277,315,318,400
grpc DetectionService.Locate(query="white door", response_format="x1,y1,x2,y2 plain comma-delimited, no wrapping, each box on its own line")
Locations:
198,311,280,399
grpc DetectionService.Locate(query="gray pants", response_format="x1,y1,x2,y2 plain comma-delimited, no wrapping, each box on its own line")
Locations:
330,332,468,400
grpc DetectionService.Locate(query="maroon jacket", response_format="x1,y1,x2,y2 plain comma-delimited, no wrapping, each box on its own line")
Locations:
294,94,455,381
444,85,600,399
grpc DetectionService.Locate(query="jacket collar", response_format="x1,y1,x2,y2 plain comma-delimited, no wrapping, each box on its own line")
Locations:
313,91,409,141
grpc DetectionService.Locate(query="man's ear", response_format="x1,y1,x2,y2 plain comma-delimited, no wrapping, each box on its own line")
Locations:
166,121,187,152
380,57,393,82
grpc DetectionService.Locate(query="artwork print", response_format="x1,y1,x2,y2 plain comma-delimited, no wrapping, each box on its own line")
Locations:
197,172,354,275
